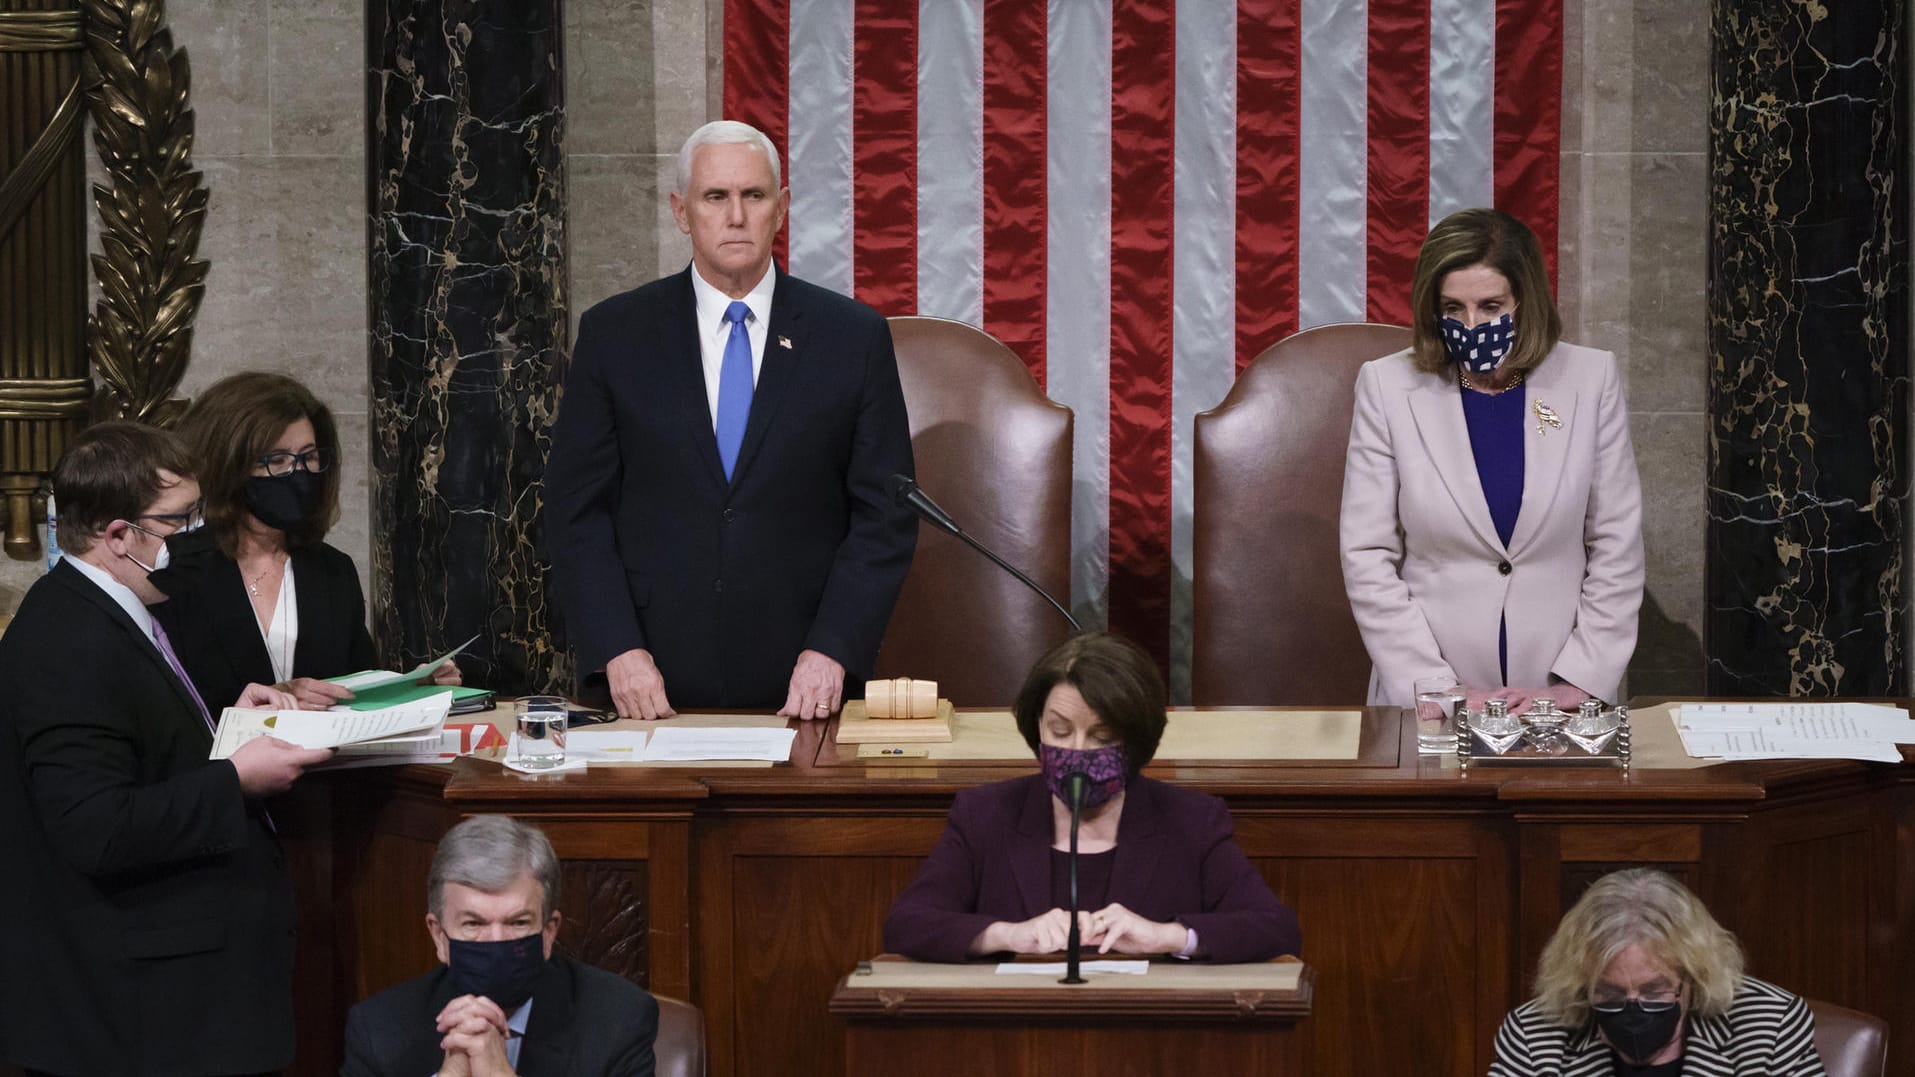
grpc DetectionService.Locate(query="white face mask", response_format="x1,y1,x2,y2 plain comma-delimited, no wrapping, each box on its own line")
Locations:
121,522,171,576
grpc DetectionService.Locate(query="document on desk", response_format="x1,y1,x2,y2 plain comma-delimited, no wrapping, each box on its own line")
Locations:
1675,702,1909,762
994,961,1150,976
209,695,451,759
567,730,651,762
639,726,796,762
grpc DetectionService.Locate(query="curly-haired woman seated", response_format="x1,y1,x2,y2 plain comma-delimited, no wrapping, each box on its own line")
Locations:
882,632,1300,963
1491,868,1825,1076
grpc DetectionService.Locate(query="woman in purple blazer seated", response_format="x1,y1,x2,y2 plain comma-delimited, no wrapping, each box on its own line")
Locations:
883,632,1302,964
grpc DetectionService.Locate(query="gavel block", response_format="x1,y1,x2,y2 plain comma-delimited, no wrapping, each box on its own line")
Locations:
836,676,955,744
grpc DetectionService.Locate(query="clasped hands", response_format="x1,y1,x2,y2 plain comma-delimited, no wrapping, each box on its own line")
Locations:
433,994,517,1077
605,647,845,721
975,903,1186,957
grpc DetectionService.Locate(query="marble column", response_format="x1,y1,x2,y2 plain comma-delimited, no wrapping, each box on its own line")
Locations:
367,0,569,694
1705,2,1908,694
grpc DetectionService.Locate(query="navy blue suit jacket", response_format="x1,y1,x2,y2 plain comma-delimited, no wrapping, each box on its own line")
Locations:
883,774,1302,964
544,265,916,707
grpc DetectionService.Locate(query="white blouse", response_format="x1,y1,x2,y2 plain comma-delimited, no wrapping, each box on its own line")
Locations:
260,562,298,683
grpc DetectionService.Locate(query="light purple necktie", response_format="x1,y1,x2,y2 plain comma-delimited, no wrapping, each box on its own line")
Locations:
150,618,214,736
715,300,754,480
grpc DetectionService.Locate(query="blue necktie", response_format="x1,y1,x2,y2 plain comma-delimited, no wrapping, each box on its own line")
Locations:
715,300,754,481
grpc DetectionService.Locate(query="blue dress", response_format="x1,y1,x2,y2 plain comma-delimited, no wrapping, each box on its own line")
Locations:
1459,382,1525,684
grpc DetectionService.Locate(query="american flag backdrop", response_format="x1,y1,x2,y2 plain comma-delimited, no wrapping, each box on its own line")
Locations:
722,0,1563,695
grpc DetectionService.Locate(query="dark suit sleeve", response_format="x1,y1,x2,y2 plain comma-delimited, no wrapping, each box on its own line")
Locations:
545,303,647,675
1175,796,1302,963
882,796,1000,962
338,1002,383,1077
607,991,660,1077
13,642,249,879
802,315,917,677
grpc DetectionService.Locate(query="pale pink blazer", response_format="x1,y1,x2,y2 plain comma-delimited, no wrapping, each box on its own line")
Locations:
1339,343,1644,707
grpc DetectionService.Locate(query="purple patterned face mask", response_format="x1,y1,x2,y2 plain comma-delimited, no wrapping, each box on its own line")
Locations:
1439,311,1515,373
1040,742,1128,810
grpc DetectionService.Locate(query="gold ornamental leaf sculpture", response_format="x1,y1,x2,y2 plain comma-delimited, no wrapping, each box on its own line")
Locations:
80,0,207,427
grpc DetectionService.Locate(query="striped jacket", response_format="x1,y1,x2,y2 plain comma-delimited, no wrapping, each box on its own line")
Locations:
1488,977,1826,1076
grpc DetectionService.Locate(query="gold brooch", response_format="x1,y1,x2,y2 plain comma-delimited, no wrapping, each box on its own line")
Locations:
1533,400,1562,435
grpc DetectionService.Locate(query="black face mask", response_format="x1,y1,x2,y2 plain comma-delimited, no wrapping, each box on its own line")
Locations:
243,470,324,532
145,524,218,599
446,932,546,1010
1594,1001,1684,1065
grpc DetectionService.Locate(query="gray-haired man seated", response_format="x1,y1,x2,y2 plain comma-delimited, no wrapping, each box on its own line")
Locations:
342,815,658,1076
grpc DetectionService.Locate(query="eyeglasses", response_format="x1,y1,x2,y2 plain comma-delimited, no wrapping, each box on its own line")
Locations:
1590,989,1682,1014
257,448,334,476
131,500,205,536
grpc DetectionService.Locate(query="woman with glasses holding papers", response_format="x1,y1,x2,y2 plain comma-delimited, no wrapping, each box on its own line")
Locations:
882,632,1300,963
1490,869,1825,1076
152,373,459,711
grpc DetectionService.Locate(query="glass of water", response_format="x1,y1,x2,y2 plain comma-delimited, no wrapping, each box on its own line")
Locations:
1413,675,1466,754
514,695,569,769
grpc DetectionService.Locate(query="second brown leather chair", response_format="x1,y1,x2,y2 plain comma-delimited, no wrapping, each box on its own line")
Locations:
874,317,1074,705
654,994,706,1077
1191,322,1411,705
1808,998,1887,1077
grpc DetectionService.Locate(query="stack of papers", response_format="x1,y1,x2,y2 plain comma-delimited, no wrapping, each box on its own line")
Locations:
513,727,797,765
1675,702,1915,763
209,693,453,761
323,722,506,770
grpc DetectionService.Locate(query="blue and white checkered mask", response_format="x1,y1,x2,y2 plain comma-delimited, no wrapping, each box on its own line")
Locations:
1439,312,1515,374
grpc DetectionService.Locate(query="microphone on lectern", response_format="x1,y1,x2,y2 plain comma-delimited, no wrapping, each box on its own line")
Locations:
886,474,1082,633
1061,771,1089,985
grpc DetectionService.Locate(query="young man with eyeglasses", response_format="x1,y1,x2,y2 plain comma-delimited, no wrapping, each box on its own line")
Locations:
0,420,330,1077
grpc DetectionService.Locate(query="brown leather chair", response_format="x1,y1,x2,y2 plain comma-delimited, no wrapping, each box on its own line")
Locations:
1191,322,1411,705
875,317,1074,705
1808,998,1887,1077
654,994,707,1077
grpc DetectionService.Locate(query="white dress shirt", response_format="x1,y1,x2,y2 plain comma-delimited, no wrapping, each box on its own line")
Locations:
260,563,298,683
688,262,775,430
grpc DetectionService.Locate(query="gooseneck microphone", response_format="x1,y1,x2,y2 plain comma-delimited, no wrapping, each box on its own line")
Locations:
886,474,1083,632
1061,771,1089,985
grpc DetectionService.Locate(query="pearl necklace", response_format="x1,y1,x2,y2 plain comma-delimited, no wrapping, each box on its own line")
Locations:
1457,368,1524,395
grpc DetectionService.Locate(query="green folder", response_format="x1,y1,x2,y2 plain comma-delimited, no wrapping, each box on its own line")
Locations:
345,683,492,712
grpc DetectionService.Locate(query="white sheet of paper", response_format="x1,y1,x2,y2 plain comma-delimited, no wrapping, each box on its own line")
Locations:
1677,701,1914,739
994,961,1150,976
567,730,652,762
210,695,450,759
639,726,796,762
1677,720,1905,763
326,634,478,692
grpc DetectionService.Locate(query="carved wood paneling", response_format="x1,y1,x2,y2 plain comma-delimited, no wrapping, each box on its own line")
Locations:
556,859,650,988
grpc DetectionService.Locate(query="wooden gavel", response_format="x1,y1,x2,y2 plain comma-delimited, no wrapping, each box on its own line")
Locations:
863,677,939,719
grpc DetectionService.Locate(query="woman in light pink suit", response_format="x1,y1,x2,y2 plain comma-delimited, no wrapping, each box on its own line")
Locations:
1340,210,1643,710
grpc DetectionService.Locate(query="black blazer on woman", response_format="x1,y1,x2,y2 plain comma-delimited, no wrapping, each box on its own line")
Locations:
154,538,378,707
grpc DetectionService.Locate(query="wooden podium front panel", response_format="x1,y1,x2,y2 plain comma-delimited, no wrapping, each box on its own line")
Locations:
695,814,946,1077
843,1023,1302,1075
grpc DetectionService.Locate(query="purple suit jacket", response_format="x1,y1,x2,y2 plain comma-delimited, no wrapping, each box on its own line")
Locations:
883,774,1301,964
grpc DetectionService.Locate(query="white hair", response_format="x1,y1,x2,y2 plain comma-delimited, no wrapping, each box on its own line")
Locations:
675,120,783,194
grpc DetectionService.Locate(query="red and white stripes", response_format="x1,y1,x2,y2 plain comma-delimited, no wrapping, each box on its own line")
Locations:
723,0,1562,689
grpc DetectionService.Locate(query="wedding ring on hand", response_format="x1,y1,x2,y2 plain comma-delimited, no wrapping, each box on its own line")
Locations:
815,702,830,713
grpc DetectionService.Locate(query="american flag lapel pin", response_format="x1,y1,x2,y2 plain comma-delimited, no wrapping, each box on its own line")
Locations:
1533,400,1562,435
778,335,793,350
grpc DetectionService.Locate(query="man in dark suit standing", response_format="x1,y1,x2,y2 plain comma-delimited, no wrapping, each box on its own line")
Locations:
0,421,327,1076
341,815,659,1077
545,120,916,720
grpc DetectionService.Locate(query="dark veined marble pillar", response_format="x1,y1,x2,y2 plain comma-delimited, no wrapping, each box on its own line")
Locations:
367,0,569,694
1706,2,1908,694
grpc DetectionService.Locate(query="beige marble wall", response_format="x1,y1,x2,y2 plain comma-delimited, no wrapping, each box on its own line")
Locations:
0,0,369,615
564,0,712,328
1559,0,1710,696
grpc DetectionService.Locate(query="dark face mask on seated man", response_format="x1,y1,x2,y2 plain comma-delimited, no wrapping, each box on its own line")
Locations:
447,932,547,1010
243,468,324,532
